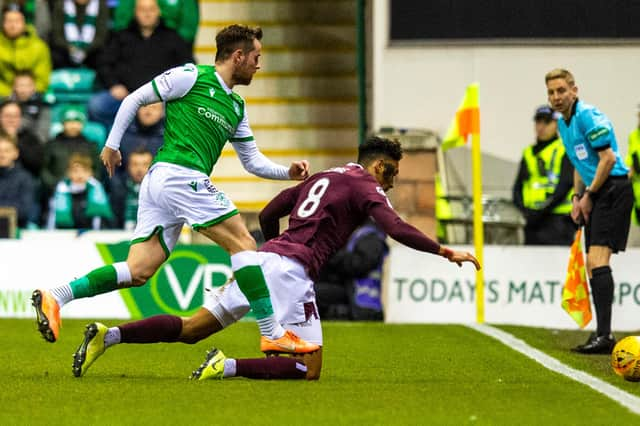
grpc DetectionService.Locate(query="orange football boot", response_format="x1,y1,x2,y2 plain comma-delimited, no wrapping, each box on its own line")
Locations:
260,330,319,355
31,289,61,342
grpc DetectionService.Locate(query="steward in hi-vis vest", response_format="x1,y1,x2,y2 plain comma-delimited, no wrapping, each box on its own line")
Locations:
513,105,575,245
626,121,640,224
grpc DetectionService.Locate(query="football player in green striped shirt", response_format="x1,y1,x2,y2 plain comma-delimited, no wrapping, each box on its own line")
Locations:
32,24,319,355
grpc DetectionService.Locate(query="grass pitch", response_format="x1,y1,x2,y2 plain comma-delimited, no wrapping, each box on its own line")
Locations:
1,319,638,425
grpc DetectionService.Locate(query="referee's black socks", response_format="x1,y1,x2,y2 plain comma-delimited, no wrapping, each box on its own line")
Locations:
590,266,614,336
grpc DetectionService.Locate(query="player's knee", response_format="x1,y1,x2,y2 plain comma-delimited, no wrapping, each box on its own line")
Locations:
306,366,321,381
129,266,157,287
304,357,322,380
179,319,206,344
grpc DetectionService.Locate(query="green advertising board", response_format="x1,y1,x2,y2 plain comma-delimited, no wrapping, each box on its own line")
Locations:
96,243,250,319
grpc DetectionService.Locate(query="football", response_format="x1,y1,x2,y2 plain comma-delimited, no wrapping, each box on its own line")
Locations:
611,336,640,381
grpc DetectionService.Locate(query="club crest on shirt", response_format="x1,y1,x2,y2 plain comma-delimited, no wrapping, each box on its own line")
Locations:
232,101,241,117
209,87,215,98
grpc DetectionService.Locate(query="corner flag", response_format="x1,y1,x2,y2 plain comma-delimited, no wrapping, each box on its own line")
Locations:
561,228,592,328
441,83,480,151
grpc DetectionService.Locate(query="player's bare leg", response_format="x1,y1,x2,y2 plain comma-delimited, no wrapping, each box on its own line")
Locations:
34,234,166,343
573,245,615,354
197,214,318,354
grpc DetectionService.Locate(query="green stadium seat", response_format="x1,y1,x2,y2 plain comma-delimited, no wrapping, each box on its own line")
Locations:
45,68,97,104
82,121,107,149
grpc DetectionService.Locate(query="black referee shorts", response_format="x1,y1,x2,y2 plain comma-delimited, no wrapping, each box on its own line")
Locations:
585,176,634,253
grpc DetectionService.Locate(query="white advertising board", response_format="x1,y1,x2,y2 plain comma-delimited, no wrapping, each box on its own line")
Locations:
385,244,640,331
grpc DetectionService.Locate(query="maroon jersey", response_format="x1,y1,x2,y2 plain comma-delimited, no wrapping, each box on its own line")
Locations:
259,163,441,279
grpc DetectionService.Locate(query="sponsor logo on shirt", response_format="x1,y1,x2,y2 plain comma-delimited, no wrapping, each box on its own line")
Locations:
196,106,234,134
587,127,609,141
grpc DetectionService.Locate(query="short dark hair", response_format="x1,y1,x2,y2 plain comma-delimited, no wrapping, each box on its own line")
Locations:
215,24,263,62
357,136,403,166
13,70,34,80
130,147,153,157
0,99,20,113
2,3,25,18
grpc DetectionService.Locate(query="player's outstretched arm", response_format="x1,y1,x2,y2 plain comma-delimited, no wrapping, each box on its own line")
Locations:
369,202,481,270
439,246,481,270
232,141,310,181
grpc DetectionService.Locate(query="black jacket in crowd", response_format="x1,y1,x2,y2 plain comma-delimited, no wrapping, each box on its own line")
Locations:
97,20,194,92
40,133,101,200
0,163,35,227
16,127,45,180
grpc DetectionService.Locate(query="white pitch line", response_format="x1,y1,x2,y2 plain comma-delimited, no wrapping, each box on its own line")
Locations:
467,323,640,415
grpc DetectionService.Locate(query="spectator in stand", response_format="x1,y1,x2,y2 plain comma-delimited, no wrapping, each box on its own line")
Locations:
88,0,192,131
0,3,51,97
50,0,110,70
47,151,113,229
0,99,44,180
41,105,100,214
109,147,151,230
0,132,36,227
119,102,163,171
112,0,199,48
0,0,51,41
314,220,388,320
9,70,50,142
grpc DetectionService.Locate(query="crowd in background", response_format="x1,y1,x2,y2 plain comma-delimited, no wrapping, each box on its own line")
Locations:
0,0,198,230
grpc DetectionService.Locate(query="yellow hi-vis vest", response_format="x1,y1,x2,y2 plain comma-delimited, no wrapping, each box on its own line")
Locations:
521,138,572,214
435,173,452,242
625,128,640,224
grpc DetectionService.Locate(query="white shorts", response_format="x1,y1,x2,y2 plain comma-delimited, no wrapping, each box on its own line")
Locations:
204,251,323,346
131,162,238,256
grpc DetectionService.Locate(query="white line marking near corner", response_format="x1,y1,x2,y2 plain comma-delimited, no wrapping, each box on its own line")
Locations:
467,323,640,415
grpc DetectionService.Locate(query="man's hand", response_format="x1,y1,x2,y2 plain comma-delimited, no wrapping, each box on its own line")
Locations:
100,146,122,178
288,160,310,180
110,84,129,100
440,247,481,270
578,192,593,224
571,196,584,225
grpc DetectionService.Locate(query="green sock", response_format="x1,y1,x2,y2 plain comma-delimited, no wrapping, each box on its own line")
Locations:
233,264,273,319
69,265,119,299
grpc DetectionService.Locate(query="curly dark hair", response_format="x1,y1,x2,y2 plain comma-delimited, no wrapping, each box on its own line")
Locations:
357,136,403,166
215,24,263,62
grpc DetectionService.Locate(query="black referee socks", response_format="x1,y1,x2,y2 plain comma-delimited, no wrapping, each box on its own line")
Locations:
590,265,614,336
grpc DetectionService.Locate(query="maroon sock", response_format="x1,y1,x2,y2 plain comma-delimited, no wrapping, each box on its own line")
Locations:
235,357,307,380
118,315,182,343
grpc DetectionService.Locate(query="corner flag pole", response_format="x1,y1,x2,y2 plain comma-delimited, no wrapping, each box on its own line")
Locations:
471,132,485,323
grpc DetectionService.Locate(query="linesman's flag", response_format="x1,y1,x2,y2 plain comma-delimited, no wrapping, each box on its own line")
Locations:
441,83,480,151
561,228,592,328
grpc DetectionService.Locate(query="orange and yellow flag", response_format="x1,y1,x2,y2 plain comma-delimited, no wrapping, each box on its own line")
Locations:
561,228,592,328
441,83,480,151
